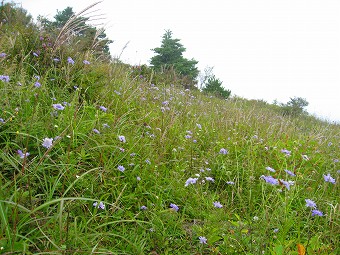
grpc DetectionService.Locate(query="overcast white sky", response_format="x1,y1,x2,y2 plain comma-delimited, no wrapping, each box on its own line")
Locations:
16,0,340,123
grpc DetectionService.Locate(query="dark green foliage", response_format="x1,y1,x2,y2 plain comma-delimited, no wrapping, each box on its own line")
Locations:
202,74,231,99
281,97,309,116
38,6,113,57
150,30,199,84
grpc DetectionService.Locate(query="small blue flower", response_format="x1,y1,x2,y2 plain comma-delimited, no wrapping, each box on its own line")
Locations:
284,169,296,177
260,175,278,185
199,236,207,244
185,177,198,187
34,81,41,88
196,123,202,129
219,148,228,155
93,201,105,210
0,52,6,58
33,52,39,57
42,138,53,149
145,159,151,165
305,199,317,209
266,166,276,172
93,129,100,134
280,179,294,190
281,149,291,156
52,104,65,110
117,165,125,172
99,106,107,112
67,57,75,65
0,118,4,123
83,60,90,65
323,173,335,184
205,177,215,182
213,201,223,208
140,205,147,210
0,75,10,82
311,209,323,216
169,203,179,212
118,135,126,143
18,150,30,159
103,123,110,128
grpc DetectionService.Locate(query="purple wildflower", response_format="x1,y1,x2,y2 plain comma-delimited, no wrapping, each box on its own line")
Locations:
52,104,65,110
83,60,90,65
213,201,223,208
136,176,141,181
219,148,228,155
118,135,126,143
311,209,323,216
0,53,6,58
261,175,278,185
103,123,110,128
33,52,39,57
34,81,41,88
67,57,75,65
0,118,4,123
323,173,335,184
42,137,53,148
0,75,10,82
169,203,179,212
17,150,30,159
196,123,202,129
205,177,215,182
140,205,147,210
117,165,125,172
284,169,296,177
99,105,107,112
280,179,294,190
185,135,192,139
226,181,235,185
273,228,279,233
185,177,198,187
34,75,40,80
199,236,207,244
266,166,276,172
93,128,100,134
93,201,105,210
53,58,60,62
130,153,136,157
305,199,317,209
145,159,151,164
281,149,291,156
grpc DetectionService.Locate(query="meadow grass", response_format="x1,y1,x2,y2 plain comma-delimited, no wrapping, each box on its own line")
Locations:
0,13,339,255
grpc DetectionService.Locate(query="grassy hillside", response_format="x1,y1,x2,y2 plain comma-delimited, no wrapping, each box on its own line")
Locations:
0,4,339,255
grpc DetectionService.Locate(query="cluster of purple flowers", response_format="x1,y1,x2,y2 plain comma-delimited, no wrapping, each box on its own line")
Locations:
305,199,323,216
93,201,105,210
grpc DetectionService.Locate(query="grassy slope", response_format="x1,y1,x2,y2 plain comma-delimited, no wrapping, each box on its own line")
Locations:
0,13,339,255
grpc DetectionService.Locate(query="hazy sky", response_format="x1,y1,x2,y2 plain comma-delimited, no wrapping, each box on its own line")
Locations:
16,0,340,122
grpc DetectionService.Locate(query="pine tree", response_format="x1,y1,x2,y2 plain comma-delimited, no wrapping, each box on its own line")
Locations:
150,30,199,81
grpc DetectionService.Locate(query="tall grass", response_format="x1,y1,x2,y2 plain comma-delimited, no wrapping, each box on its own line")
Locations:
0,4,339,254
